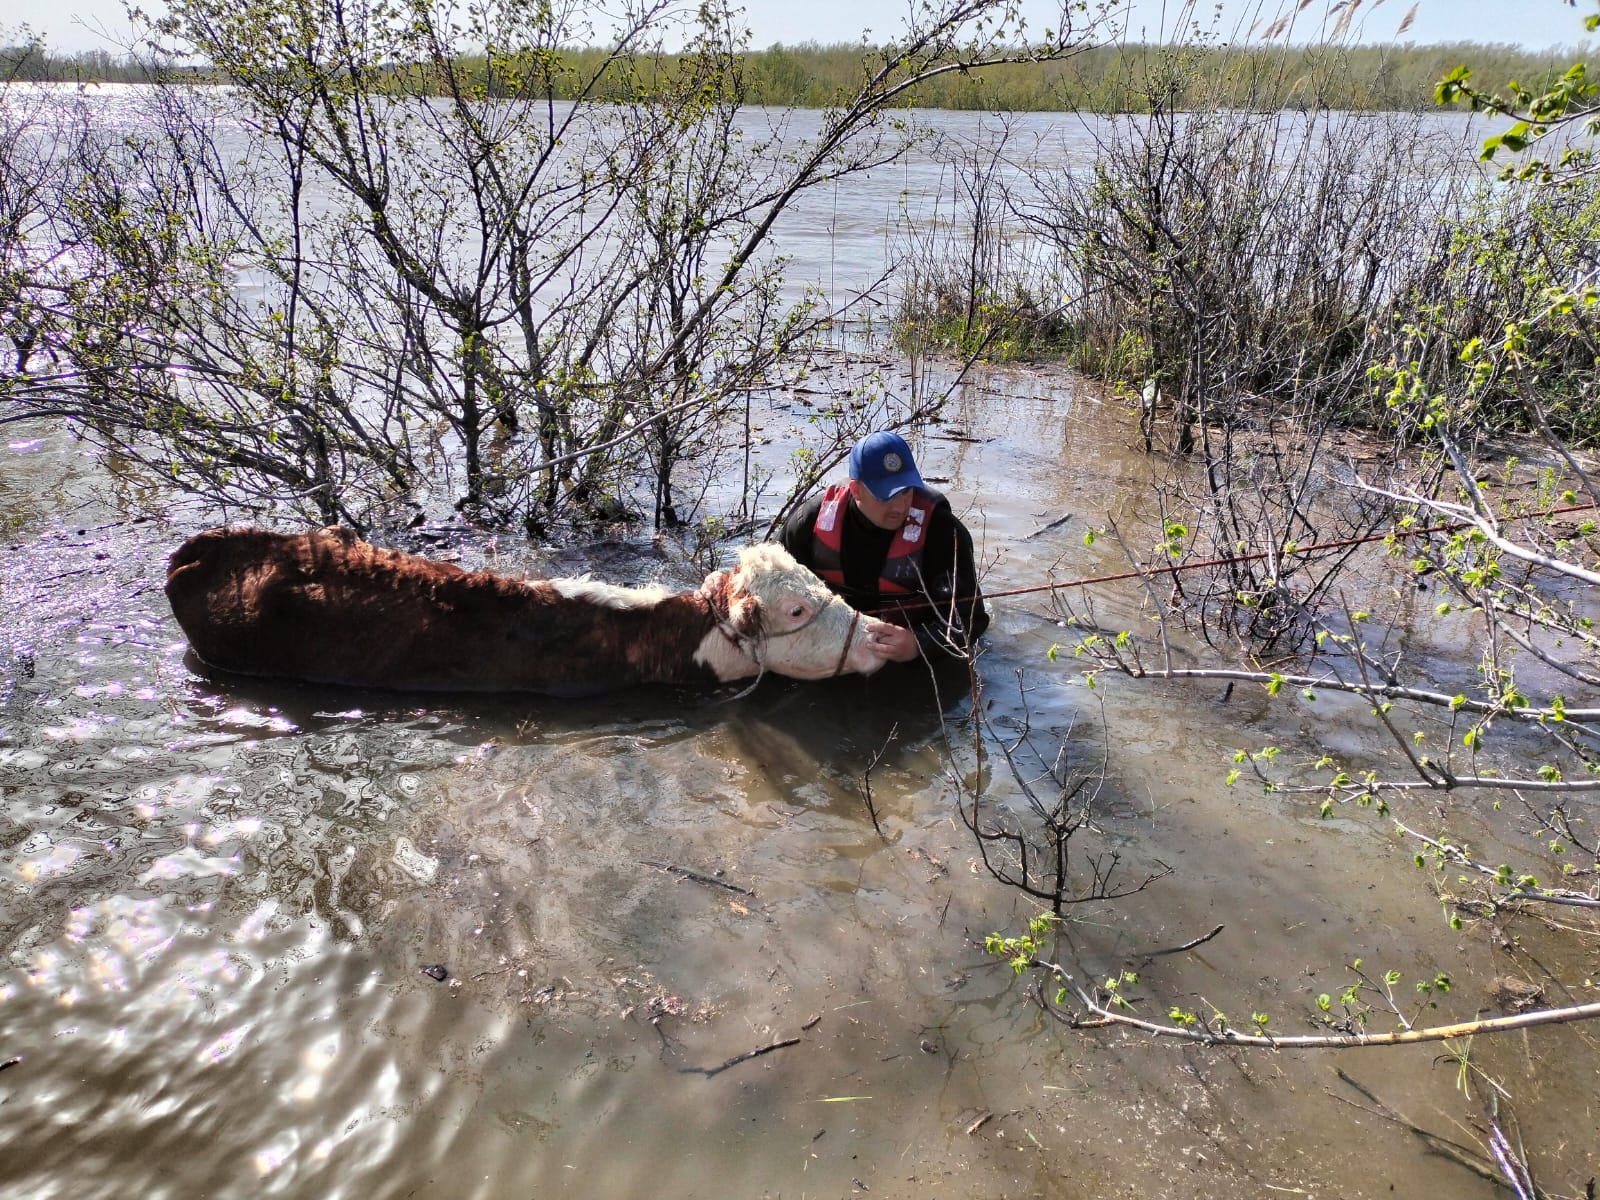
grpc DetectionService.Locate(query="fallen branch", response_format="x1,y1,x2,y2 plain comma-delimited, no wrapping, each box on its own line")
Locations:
1135,923,1224,963
1036,957,1600,1048
1023,512,1073,540
639,860,754,896
1099,664,1600,725
678,1037,801,1078
1331,1070,1502,1186
1487,1105,1537,1200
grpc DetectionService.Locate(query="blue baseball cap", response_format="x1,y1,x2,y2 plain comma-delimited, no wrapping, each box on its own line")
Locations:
849,431,927,502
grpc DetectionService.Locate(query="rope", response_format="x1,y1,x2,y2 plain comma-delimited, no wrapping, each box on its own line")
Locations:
831,607,862,678
879,500,1600,617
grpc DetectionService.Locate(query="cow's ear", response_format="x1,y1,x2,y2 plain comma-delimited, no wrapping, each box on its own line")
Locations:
700,569,731,612
728,592,764,637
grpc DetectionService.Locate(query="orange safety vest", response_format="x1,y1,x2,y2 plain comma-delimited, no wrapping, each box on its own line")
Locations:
809,484,934,616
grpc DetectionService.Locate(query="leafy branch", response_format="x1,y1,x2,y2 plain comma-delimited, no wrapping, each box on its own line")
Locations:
986,919,1600,1049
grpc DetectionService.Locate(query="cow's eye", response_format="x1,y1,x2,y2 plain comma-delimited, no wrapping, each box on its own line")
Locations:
788,603,807,620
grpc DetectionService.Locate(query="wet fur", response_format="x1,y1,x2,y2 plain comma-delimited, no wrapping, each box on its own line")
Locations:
165,526,758,693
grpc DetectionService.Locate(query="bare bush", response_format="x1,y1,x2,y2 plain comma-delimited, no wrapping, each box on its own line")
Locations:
1,0,1117,533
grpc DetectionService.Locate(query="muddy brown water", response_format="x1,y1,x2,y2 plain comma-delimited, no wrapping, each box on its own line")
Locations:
2,367,1597,1200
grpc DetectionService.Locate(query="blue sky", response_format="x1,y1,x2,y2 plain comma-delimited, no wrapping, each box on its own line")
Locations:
6,0,1595,55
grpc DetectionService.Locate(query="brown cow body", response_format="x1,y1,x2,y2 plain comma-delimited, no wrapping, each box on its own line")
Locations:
164,526,888,693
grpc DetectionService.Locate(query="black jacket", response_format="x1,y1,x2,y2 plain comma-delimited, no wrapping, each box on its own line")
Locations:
780,488,989,656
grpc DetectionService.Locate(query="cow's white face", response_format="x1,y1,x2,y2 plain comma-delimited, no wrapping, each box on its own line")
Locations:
718,544,888,681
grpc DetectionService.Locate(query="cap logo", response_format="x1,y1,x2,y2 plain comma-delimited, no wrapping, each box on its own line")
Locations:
883,452,903,472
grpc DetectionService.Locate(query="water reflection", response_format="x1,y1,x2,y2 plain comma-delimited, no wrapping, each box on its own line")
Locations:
0,893,454,1199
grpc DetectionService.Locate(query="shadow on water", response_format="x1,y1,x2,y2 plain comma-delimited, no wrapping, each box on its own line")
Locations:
173,634,979,762
733,653,976,746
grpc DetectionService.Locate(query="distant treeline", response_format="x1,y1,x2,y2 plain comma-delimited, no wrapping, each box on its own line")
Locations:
1,38,1582,112
1,45,155,84
729,40,1583,113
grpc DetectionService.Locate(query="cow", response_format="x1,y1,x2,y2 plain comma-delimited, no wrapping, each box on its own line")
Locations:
164,526,891,694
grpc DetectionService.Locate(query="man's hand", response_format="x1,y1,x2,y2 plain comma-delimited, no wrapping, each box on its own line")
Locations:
864,620,919,663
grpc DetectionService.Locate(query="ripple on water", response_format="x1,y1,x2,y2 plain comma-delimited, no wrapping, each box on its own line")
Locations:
0,896,474,1199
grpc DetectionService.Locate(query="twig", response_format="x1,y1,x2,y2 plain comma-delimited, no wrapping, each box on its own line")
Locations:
639,860,754,896
1135,923,1224,963
1395,822,1600,910
1331,1070,1502,1186
1037,957,1600,1048
1358,476,1600,586
1023,512,1073,540
859,722,898,842
678,1037,801,1078
1487,1105,1538,1200
35,568,100,586
1120,665,1600,724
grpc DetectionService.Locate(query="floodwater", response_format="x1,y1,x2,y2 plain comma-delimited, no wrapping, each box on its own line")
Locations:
4,363,1597,1200
2,82,1593,1200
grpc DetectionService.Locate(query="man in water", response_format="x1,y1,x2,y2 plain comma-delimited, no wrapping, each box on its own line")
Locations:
781,430,989,664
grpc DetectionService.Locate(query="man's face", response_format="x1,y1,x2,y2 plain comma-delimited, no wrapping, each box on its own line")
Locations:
850,479,913,530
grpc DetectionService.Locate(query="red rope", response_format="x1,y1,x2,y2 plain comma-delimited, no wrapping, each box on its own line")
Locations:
879,500,1600,616
987,500,1599,603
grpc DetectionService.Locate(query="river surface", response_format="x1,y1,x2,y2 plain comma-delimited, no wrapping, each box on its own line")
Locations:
5,363,1597,1199
3,89,1595,1200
